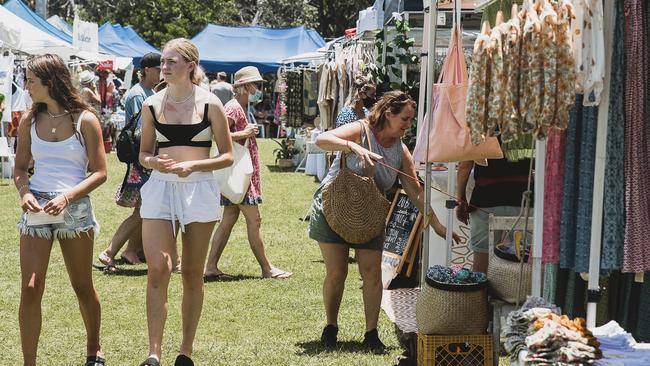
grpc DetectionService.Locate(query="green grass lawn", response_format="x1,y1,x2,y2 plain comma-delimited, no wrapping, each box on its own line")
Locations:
0,140,403,365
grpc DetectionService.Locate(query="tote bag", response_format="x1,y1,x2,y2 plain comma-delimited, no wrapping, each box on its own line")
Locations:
214,139,253,204
413,25,503,163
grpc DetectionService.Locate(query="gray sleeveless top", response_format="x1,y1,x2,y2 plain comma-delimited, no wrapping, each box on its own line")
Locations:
321,121,404,193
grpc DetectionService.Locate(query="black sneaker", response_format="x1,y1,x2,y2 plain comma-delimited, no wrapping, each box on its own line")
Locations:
320,324,339,348
362,328,386,353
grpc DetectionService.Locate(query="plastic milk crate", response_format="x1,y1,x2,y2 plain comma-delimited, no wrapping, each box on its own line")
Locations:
417,334,493,366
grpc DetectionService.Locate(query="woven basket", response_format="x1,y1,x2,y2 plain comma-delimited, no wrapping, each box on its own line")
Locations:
487,244,531,303
416,278,489,335
321,163,390,244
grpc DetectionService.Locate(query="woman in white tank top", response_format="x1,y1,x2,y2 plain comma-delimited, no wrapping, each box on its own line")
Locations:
13,54,108,366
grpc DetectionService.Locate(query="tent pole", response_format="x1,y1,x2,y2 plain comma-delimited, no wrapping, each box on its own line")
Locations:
420,0,438,284
586,0,613,329
532,139,545,297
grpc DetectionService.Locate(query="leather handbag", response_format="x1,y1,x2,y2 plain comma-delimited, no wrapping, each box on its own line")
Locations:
214,139,254,204
321,122,391,244
413,25,503,163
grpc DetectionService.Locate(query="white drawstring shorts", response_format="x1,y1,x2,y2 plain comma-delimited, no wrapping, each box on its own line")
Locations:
140,171,222,233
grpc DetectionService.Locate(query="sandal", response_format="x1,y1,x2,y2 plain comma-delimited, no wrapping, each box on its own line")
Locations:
97,251,114,267
85,356,106,366
174,354,194,366
263,267,293,279
139,357,160,366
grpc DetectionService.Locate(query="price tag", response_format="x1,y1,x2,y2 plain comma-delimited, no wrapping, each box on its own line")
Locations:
437,13,447,26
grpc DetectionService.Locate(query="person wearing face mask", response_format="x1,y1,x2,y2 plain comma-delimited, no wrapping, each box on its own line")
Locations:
335,75,376,128
204,66,292,281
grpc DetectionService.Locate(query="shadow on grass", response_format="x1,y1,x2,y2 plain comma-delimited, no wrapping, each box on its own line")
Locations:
203,274,259,283
296,340,391,356
266,165,294,173
92,264,148,277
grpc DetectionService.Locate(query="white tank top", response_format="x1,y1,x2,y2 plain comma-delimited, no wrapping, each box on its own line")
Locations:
29,111,89,192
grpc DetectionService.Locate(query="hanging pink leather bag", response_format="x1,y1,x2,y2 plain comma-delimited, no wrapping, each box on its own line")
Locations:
413,25,503,163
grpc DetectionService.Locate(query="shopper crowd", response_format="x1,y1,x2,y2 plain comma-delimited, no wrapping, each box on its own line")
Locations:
11,36,458,365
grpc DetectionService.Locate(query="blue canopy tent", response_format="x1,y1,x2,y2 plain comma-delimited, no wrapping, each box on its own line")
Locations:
191,25,326,73
98,22,159,67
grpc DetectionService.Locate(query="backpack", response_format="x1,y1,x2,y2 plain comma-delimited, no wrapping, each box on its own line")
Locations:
116,110,141,164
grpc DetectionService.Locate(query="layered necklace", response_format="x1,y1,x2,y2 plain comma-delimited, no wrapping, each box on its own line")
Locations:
167,86,195,104
46,110,70,134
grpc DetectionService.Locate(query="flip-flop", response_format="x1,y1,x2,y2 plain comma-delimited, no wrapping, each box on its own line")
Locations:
85,356,106,366
204,272,237,282
264,267,293,279
174,354,194,366
97,251,114,267
139,357,160,366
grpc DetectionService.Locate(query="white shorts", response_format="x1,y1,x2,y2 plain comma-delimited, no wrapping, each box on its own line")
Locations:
140,171,221,233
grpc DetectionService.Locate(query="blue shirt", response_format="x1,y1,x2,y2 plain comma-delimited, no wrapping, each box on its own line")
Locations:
335,105,369,128
123,83,154,126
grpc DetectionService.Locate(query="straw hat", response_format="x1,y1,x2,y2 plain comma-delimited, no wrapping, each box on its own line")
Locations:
79,70,96,85
233,66,263,86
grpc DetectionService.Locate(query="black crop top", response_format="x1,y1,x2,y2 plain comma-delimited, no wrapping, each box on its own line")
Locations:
149,104,213,148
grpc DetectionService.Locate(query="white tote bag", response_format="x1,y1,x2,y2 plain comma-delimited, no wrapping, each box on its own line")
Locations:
214,139,253,204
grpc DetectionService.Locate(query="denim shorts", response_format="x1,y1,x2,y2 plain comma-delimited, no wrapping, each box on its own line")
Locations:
17,191,99,240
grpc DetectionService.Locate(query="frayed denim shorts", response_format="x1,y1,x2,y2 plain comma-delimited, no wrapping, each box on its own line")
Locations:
17,190,99,240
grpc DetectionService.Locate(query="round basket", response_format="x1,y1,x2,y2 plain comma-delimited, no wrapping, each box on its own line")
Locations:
321,166,390,244
486,244,532,304
416,278,489,335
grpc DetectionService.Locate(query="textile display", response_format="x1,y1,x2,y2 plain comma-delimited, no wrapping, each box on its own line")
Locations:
542,128,566,264
317,62,338,130
559,94,598,273
302,70,318,117
467,0,576,144
622,0,650,273
601,0,625,273
284,70,303,127
0,54,15,124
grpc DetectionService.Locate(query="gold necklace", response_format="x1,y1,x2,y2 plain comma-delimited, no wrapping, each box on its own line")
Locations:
46,112,70,134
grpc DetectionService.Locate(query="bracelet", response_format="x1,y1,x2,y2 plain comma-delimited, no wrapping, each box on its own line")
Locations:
346,141,351,152
63,194,70,206
17,184,29,193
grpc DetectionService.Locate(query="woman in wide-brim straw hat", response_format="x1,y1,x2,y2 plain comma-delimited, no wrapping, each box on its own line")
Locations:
137,38,233,366
204,66,292,281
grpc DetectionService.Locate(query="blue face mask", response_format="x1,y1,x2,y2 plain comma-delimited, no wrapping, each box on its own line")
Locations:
248,89,263,103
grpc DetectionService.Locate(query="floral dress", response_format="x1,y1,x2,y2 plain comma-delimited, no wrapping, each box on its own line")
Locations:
223,99,262,205
114,124,151,208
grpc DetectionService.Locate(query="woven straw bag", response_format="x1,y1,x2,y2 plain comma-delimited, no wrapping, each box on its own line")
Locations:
487,244,532,304
321,123,391,244
416,277,489,335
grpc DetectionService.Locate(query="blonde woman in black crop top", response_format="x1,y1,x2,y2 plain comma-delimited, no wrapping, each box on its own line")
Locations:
137,38,233,366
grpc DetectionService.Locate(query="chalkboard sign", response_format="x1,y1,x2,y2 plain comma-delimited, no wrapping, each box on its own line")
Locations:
384,191,421,256
381,190,423,287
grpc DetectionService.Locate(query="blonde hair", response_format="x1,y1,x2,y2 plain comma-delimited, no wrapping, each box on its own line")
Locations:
163,38,202,85
348,75,375,106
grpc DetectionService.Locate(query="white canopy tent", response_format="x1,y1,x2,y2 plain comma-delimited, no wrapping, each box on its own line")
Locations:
0,5,76,57
0,7,132,69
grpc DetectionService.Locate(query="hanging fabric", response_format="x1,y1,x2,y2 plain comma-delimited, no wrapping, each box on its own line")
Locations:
412,25,503,163
542,128,566,264
558,94,598,273
622,0,650,273
601,0,625,273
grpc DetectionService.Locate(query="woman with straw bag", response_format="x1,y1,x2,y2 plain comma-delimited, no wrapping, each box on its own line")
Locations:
309,91,458,352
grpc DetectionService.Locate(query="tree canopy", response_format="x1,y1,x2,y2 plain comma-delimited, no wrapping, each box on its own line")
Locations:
17,0,375,47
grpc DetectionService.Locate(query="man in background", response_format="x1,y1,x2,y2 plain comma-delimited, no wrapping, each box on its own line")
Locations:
211,71,234,105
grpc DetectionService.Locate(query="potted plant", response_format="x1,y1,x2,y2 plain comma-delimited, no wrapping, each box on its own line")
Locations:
272,138,300,169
